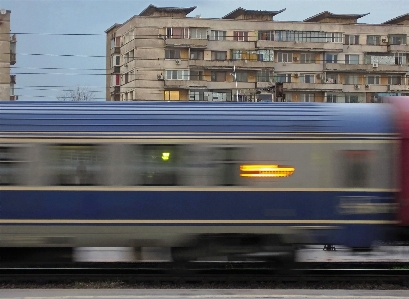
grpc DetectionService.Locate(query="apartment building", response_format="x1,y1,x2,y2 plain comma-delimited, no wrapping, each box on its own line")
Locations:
0,9,16,101
105,5,409,103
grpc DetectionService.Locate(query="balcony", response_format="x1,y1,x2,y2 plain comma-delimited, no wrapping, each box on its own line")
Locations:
189,60,272,70
256,40,343,52
388,44,409,53
164,80,207,89
165,38,207,48
207,81,255,90
256,82,273,89
283,82,343,91
10,53,16,65
325,63,407,73
388,84,409,92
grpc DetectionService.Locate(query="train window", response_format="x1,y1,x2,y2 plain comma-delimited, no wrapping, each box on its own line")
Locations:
0,147,24,185
343,150,373,188
215,147,241,186
50,145,102,186
140,145,179,186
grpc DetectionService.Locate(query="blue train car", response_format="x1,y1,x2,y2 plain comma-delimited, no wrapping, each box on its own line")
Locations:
0,101,400,262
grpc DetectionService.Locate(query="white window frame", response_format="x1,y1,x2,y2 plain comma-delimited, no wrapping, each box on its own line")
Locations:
300,93,315,102
165,70,190,80
278,52,293,63
190,28,207,39
210,30,226,41
345,54,359,65
326,32,343,43
300,74,315,83
300,53,315,64
366,75,380,85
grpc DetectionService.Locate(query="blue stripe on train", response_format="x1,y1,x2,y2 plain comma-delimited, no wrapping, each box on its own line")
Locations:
0,190,395,221
0,190,396,248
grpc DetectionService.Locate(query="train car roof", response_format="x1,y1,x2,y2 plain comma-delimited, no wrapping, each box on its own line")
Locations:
0,101,395,136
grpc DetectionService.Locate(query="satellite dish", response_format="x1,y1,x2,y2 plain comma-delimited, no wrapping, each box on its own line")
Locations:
0,9,6,15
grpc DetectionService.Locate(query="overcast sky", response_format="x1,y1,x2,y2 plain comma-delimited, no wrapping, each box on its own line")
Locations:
2,0,408,101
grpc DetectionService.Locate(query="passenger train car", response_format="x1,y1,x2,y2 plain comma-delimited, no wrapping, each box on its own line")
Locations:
0,99,407,262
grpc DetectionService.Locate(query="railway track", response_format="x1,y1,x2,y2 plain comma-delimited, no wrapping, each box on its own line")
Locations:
1,262,409,288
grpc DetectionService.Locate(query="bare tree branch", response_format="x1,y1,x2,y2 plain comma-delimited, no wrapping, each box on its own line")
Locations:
57,87,96,101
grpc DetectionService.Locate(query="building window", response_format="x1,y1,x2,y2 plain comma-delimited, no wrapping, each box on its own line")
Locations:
326,32,343,43
190,50,204,60
274,30,328,43
389,34,407,45
325,53,338,63
257,70,273,82
344,35,360,45
190,70,203,81
211,72,226,82
345,54,359,65
233,31,249,42
124,73,129,84
164,90,180,101
367,35,380,45
258,30,274,41
204,91,230,102
395,53,405,65
210,30,226,41
344,75,359,85
189,90,204,101
300,94,315,102
190,28,207,39
300,53,315,64
211,51,227,61
166,27,189,39
165,70,189,80
236,72,248,82
388,76,402,85
165,49,181,59
300,74,315,83
275,74,292,83
326,94,337,103
345,94,360,103
366,75,380,85
232,50,273,61
277,52,293,63
326,73,338,84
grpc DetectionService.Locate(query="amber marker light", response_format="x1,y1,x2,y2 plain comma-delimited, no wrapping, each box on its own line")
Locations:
240,164,295,178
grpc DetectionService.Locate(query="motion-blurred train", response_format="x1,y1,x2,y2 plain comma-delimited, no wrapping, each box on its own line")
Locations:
1,97,409,263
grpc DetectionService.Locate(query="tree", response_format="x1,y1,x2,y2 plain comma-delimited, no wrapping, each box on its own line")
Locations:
57,87,96,101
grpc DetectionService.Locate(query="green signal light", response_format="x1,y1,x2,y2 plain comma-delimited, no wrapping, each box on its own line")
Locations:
162,152,170,161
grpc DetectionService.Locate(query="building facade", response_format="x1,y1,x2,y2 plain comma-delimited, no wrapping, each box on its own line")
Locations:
105,5,409,103
0,9,16,101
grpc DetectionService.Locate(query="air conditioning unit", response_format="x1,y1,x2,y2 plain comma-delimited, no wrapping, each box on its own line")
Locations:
157,74,164,80
372,62,379,68
381,38,387,43
354,84,360,89
293,73,299,78
293,57,298,62
365,84,370,89
175,59,181,65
